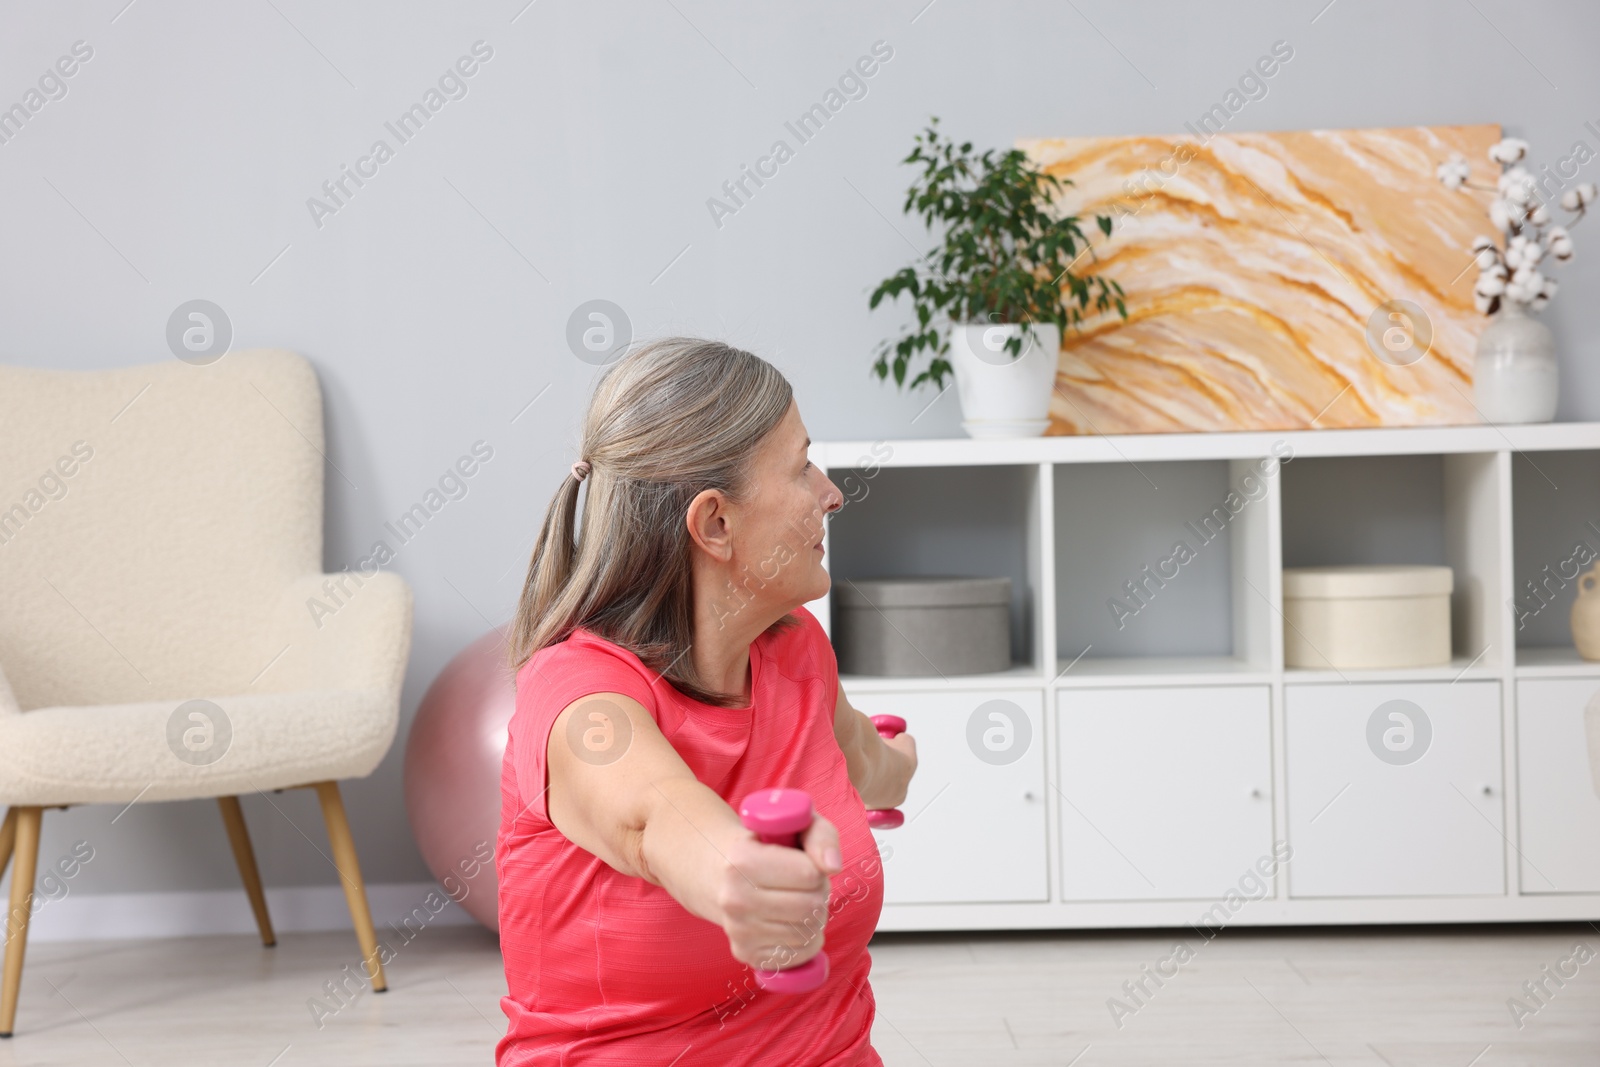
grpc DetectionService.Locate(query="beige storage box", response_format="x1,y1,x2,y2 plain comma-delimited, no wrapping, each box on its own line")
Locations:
1282,565,1453,670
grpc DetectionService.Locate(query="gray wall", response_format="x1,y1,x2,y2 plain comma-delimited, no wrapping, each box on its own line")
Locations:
5,0,1600,898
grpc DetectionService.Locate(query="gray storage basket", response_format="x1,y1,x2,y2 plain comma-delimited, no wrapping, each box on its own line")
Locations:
832,576,1012,677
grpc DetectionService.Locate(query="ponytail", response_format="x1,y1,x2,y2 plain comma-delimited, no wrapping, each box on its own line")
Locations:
505,470,584,671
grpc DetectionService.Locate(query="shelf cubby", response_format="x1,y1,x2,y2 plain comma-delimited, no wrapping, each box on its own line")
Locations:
1280,451,1506,670
1510,449,1600,660
817,462,1045,679
1052,458,1274,677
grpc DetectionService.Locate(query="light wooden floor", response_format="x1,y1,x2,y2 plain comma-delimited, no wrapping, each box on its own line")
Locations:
0,922,1594,1065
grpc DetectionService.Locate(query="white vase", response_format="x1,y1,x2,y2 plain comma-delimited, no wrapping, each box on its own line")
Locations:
949,322,1061,438
1473,305,1558,424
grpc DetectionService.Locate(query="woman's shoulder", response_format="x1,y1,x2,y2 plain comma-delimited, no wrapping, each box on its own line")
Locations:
515,629,658,714
521,626,641,670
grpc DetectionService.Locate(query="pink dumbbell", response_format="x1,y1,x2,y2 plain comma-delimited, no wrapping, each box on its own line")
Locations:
866,715,907,830
736,788,831,994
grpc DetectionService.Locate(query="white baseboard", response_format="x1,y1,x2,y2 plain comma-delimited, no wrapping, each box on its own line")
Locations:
0,879,486,943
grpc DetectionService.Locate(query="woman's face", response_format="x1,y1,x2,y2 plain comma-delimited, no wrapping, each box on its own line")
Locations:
728,400,842,615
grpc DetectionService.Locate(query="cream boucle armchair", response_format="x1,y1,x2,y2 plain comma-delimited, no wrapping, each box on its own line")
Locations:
0,349,413,1035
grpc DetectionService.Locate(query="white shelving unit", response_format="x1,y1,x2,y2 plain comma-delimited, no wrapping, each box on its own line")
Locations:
808,424,1600,931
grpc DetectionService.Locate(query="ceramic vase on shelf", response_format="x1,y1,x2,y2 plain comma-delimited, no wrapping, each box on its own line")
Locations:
949,322,1061,439
1572,562,1600,661
1473,305,1558,424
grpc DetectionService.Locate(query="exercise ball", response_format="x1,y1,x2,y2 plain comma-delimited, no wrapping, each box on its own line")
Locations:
403,628,517,932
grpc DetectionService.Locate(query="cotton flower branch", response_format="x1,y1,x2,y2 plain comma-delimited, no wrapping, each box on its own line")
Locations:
1436,138,1591,314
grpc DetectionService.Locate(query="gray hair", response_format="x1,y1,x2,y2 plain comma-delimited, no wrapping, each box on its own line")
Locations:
508,337,795,705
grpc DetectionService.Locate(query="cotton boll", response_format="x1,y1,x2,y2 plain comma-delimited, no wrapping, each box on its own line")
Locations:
1475,272,1506,297
1489,138,1530,165
1499,167,1537,204
1436,155,1471,190
1565,183,1599,211
1539,224,1572,265
1476,248,1500,270
1507,270,1544,304
1495,197,1528,228
1471,235,1498,253
1530,202,1551,225
1490,199,1512,231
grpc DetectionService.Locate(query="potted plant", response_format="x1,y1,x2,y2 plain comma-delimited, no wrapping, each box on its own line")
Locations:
1436,136,1592,423
868,117,1126,437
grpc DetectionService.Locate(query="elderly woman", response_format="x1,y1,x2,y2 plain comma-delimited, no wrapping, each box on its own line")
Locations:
496,338,917,1066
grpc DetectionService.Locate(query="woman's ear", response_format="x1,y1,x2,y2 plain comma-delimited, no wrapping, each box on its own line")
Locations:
685,488,735,562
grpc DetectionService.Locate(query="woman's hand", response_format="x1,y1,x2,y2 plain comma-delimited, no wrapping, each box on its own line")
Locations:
880,730,917,808
716,815,843,972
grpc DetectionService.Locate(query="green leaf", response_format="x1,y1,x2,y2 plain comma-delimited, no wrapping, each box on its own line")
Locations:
863,116,1124,392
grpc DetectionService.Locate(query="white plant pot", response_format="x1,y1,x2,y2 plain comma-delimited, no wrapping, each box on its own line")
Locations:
1473,305,1558,424
949,322,1061,438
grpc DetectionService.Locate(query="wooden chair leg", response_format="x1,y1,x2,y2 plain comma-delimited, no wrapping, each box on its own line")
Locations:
217,797,275,947
312,782,386,992
0,807,42,1037
0,809,15,885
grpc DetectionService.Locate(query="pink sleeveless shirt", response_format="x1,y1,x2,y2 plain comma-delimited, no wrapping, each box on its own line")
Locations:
495,607,885,1066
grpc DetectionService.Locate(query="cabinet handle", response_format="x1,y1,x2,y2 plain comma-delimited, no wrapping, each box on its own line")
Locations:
1481,784,1493,797
1022,790,1036,802
1249,788,1263,800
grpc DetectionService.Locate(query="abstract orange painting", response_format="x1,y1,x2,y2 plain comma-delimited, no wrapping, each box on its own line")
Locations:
1020,125,1498,434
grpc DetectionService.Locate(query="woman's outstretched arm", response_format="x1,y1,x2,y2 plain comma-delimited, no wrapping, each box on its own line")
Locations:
831,683,917,810
544,691,842,966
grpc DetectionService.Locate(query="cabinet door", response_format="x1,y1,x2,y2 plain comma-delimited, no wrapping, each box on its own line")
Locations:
1517,678,1600,893
845,689,1047,904
1056,686,1274,901
1286,682,1504,897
